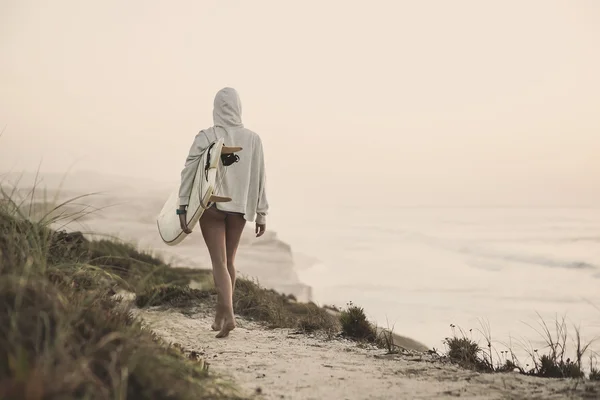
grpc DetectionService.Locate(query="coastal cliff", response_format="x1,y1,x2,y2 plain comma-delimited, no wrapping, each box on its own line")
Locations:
2,171,313,301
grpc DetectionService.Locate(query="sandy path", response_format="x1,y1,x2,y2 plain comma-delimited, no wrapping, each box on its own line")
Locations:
132,306,600,400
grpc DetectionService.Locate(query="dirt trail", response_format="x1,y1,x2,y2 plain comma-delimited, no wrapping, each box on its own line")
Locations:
133,306,599,400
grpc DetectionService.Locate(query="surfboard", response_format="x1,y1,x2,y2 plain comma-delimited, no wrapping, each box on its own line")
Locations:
157,137,242,246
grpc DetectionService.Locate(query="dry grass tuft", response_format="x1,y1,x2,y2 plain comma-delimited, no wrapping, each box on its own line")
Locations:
443,316,598,380
136,285,214,308
0,186,242,399
233,278,339,334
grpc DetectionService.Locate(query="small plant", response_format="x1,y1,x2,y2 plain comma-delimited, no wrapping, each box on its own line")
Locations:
535,354,584,379
589,353,600,381
339,302,377,342
377,328,398,354
493,345,524,373
443,324,493,372
444,336,487,371
374,318,401,354
495,359,519,373
476,318,496,369
521,314,588,379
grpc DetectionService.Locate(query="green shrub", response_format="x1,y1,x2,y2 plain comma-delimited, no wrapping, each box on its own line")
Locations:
339,302,376,342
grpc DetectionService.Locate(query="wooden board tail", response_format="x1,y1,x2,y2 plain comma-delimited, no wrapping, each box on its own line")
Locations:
209,195,232,203
221,146,242,154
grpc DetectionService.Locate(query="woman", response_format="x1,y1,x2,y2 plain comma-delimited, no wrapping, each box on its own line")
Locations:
177,87,268,338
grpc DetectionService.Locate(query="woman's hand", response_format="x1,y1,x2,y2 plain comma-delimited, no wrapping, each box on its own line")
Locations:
178,208,193,234
255,223,266,238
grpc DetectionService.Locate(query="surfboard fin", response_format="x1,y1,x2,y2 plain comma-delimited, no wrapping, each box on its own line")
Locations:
222,146,242,154
209,195,232,203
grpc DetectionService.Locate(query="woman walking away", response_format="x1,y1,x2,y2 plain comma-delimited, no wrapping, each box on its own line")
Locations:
177,87,269,338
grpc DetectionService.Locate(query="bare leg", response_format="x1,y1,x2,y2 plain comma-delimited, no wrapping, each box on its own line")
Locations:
200,207,235,338
225,214,246,292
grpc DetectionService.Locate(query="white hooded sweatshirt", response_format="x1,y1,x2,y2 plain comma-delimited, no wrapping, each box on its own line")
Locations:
178,87,268,224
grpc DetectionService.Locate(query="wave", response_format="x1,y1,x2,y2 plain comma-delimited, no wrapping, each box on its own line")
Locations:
357,226,599,272
565,236,600,243
460,247,597,270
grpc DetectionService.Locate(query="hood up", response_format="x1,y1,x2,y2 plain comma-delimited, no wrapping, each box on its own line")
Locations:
213,87,243,128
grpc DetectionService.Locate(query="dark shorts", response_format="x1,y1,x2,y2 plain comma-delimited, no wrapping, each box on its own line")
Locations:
209,204,245,217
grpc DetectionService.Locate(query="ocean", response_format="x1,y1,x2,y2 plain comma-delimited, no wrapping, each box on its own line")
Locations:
270,206,600,356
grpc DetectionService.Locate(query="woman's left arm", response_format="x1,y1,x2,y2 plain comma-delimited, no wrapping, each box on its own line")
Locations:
255,136,269,237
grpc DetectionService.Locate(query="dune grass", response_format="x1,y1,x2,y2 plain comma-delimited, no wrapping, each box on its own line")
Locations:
135,276,341,335
332,299,598,381
0,188,242,399
442,315,598,380
136,285,214,308
233,278,339,334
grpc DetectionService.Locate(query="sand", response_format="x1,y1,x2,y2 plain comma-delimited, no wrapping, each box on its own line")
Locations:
131,303,600,400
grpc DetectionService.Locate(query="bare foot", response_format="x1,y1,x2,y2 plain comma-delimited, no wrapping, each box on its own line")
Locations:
215,320,236,338
212,306,225,331
211,320,222,331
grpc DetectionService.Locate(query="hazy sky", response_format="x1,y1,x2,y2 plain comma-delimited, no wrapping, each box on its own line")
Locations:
1,0,599,207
